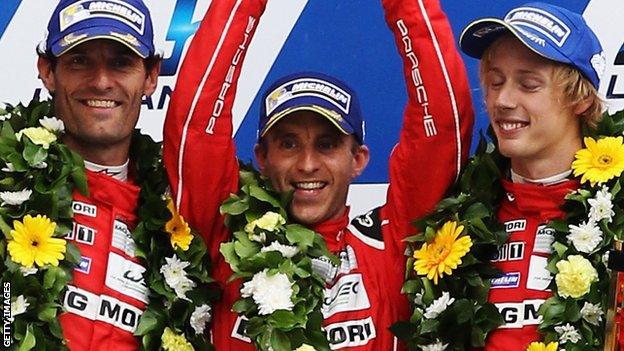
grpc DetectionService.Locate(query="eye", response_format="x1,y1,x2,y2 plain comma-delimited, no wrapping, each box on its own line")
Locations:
317,137,339,151
520,79,541,91
110,56,134,70
66,54,88,67
279,137,297,150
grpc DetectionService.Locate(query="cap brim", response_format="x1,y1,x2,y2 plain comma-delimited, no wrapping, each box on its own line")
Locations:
50,26,150,58
459,18,570,65
259,105,352,139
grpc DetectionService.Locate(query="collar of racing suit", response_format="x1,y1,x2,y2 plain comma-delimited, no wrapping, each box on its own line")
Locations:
501,178,579,222
310,206,350,252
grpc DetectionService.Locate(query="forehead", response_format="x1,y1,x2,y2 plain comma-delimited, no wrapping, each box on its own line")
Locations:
266,110,345,138
60,39,138,56
485,35,556,71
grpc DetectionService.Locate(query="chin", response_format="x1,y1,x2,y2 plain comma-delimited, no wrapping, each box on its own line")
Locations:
288,205,325,226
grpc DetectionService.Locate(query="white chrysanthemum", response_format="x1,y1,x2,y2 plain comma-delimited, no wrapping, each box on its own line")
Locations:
580,302,603,326
260,242,299,258
240,269,294,315
419,340,448,351
424,291,454,319
588,186,615,223
2,163,15,172
413,289,425,306
0,189,32,206
19,266,37,276
555,323,582,344
568,221,602,253
190,304,212,335
10,295,29,320
160,255,191,289
173,276,195,301
39,116,65,133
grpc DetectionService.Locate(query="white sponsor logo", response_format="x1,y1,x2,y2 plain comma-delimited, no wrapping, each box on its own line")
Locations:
72,201,97,217
322,274,370,318
105,252,148,303
326,317,376,349
112,220,136,257
60,0,146,34
492,241,524,262
533,225,554,254
63,285,143,333
505,7,571,47
491,272,521,289
495,299,544,329
265,78,351,117
312,245,358,283
73,222,96,245
527,255,552,291
231,316,252,343
76,256,92,274
504,219,526,233
592,51,607,78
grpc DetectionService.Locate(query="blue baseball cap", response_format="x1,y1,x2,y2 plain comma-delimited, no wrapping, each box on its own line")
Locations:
44,0,155,58
459,2,604,88
258,72,365,144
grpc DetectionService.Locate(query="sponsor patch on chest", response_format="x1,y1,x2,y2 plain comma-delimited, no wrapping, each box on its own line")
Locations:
322,273,371,318
326,317,376,349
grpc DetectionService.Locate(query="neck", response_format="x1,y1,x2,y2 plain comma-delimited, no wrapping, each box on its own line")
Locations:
510,135,582,180
63,137,131,166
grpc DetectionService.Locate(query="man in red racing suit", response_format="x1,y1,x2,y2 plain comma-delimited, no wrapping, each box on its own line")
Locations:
163,0,473,349
35,0,161,349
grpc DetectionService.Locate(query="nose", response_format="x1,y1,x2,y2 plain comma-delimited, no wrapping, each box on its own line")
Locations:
493,83,517,110
297,146,321,174
89,65,114,92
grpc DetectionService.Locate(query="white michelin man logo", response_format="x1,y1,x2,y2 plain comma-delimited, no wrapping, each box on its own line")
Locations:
591,51,607,79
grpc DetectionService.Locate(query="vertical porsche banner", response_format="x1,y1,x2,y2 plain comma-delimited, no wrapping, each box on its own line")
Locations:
0,0,622,214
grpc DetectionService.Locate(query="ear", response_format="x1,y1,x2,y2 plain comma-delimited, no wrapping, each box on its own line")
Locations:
351,144,370,178
573,97,593,116
37,56,56,93
143,59,161,96
254,143,267,174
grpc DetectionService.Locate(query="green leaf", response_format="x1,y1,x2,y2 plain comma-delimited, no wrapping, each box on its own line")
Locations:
220,194,249,215
22,142,47,167
37,303,58,322
249,185,282,209
269,328,291,351
135,309,161,336
285,224,315,248
16,324,36,351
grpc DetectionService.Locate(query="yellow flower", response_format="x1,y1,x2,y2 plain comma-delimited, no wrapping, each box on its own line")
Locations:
245,211,285,234
294,344,316,351
572,136,624,186
413,221,472,285
165,197,193,251
7,214,66,268
526,341,558,351
555,255,598,298
16,127,57,149
161,327,193,351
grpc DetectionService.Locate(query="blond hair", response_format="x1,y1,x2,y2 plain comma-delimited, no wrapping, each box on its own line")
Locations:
479,36,603,127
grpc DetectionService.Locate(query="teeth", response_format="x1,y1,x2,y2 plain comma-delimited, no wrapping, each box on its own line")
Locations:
499,122,526,131
86,100,116,108
295,182,325,190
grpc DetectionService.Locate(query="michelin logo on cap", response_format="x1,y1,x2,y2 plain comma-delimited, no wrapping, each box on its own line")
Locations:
60,0,146,34
505,7,571,47
265,78,352,116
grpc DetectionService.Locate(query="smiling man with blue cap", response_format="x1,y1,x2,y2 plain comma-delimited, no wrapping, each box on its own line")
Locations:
34,0,161,350
458,2,604,350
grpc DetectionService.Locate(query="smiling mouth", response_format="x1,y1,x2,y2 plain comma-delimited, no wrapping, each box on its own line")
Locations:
293,181,327,191
83,99,119,108
498,121,528,131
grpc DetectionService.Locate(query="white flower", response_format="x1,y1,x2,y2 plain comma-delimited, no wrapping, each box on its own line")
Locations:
10,295,29,320
173,277,195,301
19,266,37,276
261,242,299,258
240,269,294,315
0,189,32,206
419,340,448,351
568,221,602,253
588,186,615,223
39,116,65,133
413,289,424,306
249,232,266,243
1,163,15,172
424,291,454,319
580,302,603,326
190,304,212,335
555,323,582,344
32,161,48,169
160,255,191,290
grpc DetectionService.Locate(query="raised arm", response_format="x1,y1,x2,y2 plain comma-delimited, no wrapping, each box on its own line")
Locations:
382,0,474,240
163,0,267,263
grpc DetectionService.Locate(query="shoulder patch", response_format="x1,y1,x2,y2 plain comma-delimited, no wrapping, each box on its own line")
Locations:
349,207,385,249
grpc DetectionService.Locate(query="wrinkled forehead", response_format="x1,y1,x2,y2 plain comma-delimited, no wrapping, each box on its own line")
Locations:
264,110,348,139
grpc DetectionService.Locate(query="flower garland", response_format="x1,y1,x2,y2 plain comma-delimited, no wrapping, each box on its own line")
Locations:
220,164,337,351
0,98,218,350
393,109,624,350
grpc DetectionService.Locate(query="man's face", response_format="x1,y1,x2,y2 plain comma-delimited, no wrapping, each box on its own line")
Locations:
483,36,582,175
255,111,369,226
37,39,159,163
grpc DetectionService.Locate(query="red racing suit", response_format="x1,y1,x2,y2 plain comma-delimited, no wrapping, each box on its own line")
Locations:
163,0,473,349
484,179,579,350
59,170,147,351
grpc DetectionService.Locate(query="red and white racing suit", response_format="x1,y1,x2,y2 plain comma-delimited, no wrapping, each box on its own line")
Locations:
484,179,579,350
60,170,147,351
163,0,473,349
